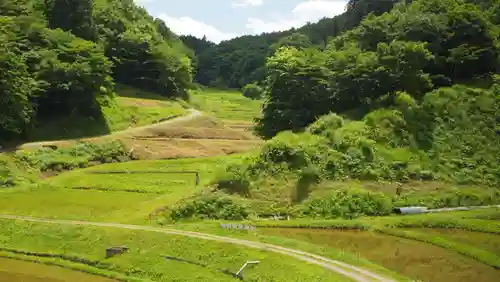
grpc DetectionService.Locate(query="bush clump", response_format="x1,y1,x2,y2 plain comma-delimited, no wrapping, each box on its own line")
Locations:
0,159,15,187
307,113,345,139
169,196,250,221
303,188,393,219
242,83,263,100
15,141,133,172
394,188,500,209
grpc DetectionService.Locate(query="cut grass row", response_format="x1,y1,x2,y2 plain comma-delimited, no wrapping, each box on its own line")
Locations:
0,219,350,282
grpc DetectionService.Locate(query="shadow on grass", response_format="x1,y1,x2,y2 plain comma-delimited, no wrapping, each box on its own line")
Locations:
26,112,111,142
0,108,111,152
115,84,169,101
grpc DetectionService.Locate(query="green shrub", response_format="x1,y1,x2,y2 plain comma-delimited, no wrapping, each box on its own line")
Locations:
394,188,500,209
215,163,252,196
307,113,345,139
0,160,14,187
169,196,250,221
15,141,133,172
242,83,263,100
257,132,329,170
303,188,393,219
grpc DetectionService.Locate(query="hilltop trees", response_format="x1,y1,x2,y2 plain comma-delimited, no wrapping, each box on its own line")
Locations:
0,0,193,141
46,0,96,41
256,0,500,138
182,0,401,89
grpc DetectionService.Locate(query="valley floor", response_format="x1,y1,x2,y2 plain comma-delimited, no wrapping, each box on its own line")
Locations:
0,88,498,282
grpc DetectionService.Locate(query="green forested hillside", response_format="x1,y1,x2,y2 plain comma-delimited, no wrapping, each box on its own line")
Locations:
0,0,193,142
183,0,500,91
257,0,500,137
183,0,402,89
184,0,500,219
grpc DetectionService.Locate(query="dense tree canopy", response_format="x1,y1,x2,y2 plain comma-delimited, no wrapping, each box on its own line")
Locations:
183,0,401,89
0,0,193,141
256,0,500,138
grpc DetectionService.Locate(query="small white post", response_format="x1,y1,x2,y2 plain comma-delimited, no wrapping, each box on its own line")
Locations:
236,260,260,277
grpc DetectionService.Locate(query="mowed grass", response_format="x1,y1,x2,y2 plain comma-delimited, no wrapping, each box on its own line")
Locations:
0,155,250,223
0,220,349,282
260,228,499,282
0,187,155,220
190,89,262,122
0,258,117,282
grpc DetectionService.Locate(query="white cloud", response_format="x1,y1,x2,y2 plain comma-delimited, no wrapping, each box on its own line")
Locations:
232,0,264,8
133,0,156,4
246,0,348,34
158,14,239,43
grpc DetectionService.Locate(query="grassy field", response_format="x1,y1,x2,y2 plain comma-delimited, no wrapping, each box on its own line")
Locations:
4,86,499,281
0,154,251,223
190,89,262,126
0,219,350,282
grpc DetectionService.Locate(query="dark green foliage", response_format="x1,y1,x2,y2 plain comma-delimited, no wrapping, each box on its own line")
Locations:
0,0,192,141
241,83,263,100
0,33,38,139
15,141,133,172
93,0,193,98
257,0,499,137
303,188,393,219
47,0,96,41
183,0,400,89
106,30,191,98
269,33,313,56
0,14,113,140
169,196,250,221
255,48,334,138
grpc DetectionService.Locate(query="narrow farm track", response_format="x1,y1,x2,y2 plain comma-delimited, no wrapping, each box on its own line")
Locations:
0,215,397,282
18,109,203,150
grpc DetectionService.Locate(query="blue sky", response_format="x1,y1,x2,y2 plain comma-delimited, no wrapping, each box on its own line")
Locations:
134,0,348,43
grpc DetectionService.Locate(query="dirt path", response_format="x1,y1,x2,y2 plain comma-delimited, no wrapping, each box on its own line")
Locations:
18,109,203,150
0,215,397,282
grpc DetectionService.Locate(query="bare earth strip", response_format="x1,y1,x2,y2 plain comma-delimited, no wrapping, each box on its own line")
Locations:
18,109,203,150
0,215,397,282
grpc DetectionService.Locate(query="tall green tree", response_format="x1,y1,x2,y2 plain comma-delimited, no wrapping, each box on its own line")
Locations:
256,47,334,138
0,35,38,139
47,0,96,41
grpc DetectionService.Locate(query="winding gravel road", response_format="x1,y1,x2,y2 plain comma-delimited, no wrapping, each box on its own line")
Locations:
0,215,397,282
